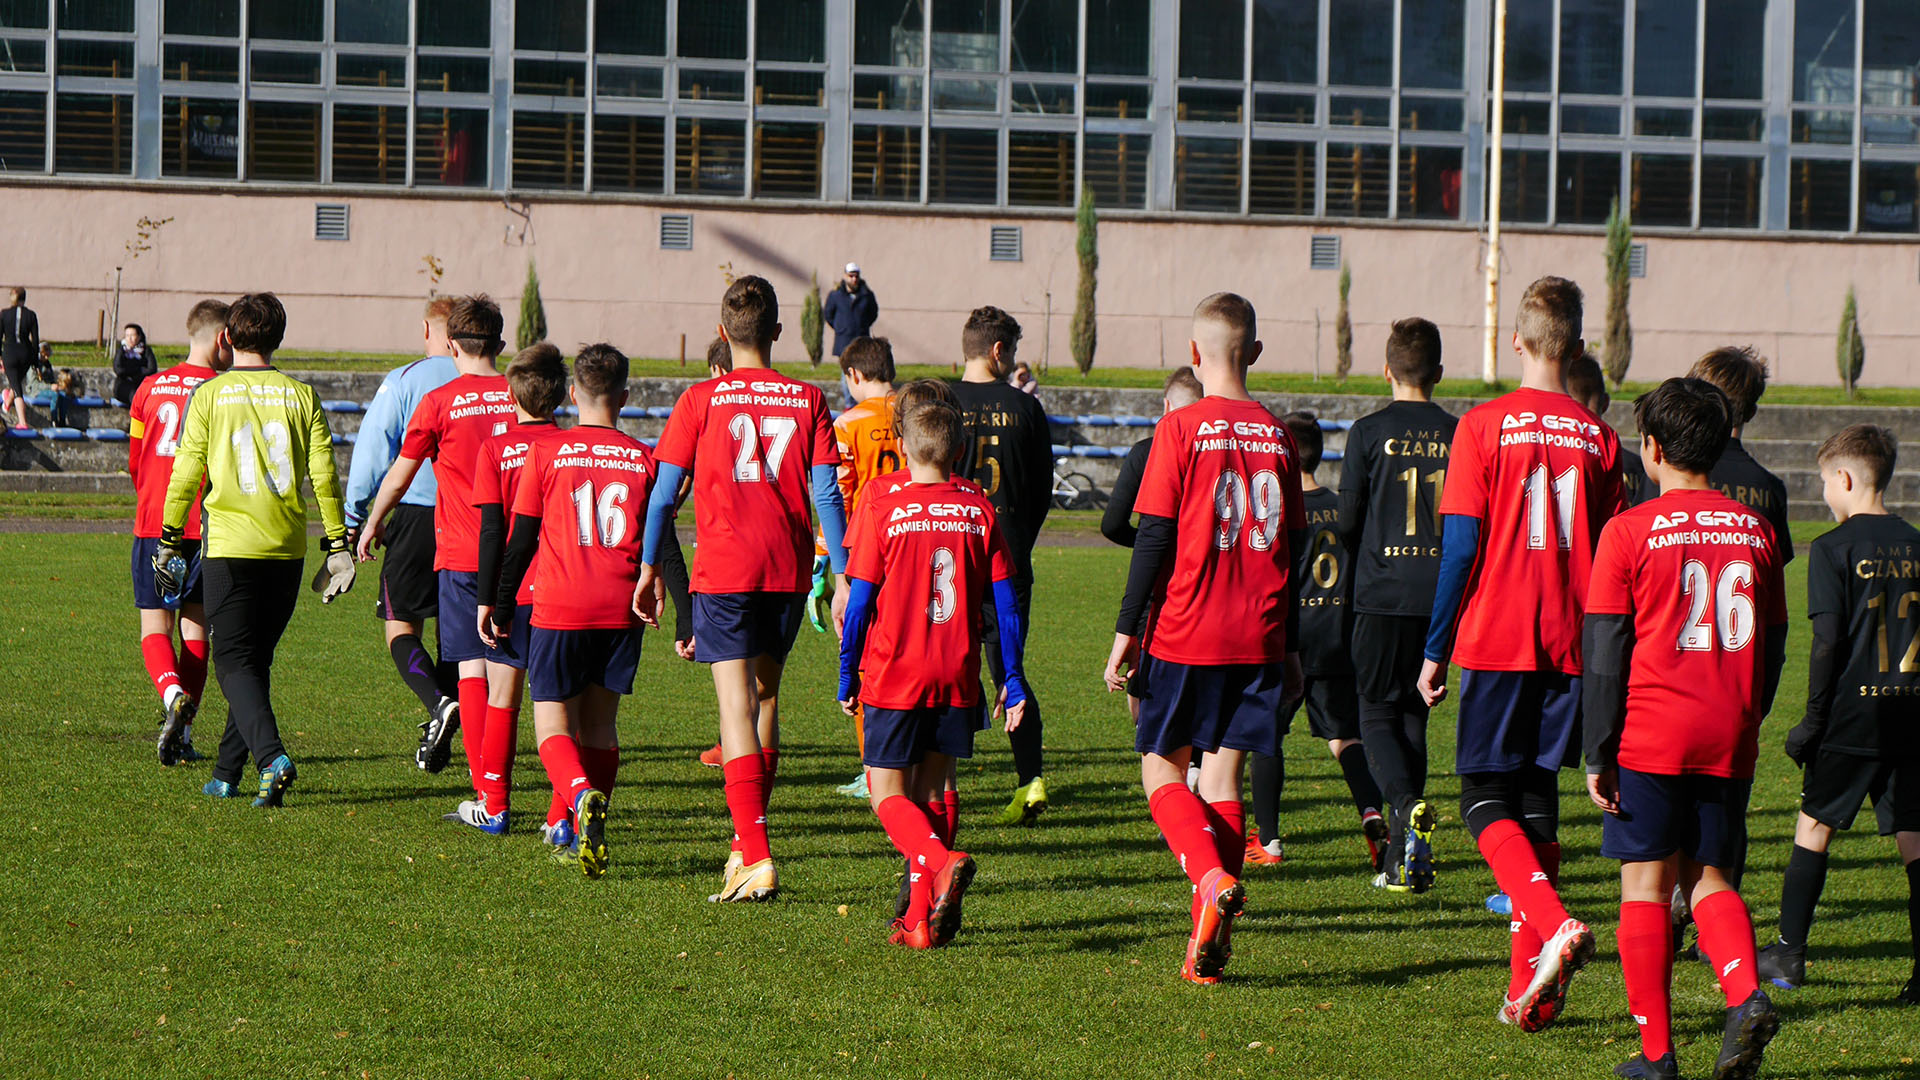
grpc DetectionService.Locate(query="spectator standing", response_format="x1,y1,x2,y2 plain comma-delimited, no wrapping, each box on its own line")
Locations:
1,287,40,429
112,323,156,406
823,263,879,358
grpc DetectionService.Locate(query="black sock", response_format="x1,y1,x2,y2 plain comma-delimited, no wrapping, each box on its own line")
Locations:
1337,743,1384,817
1007,693,1043,785
1906,859,1920,976
1777,844,1830,949
1249,750,1283,847
389,634,443,712
434,656,460,700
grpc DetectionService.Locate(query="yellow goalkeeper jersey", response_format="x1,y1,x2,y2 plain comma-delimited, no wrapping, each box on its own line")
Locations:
163,366,346,559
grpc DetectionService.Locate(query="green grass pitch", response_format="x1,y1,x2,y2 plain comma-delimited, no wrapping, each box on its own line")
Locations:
2,525,1916,1079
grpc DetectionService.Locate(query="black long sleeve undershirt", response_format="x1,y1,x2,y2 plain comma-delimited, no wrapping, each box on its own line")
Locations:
660,527,693,643
1284,526,1305,652
1116,514,1173,634
476,503,507,604
494,512,543,616
1581,612,1634,773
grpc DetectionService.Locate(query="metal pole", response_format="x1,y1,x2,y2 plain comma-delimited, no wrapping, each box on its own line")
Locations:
1482,0,1507,386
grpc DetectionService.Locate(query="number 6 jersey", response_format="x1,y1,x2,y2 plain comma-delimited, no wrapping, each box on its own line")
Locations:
511,426,658,630
1134,396,1306,666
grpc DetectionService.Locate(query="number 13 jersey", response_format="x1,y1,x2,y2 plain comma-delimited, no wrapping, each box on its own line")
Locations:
512,427,658,630
1134,397,1305,666
1439,387,1624,675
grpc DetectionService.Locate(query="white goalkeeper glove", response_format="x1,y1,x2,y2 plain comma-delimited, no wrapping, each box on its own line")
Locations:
310,534,357,603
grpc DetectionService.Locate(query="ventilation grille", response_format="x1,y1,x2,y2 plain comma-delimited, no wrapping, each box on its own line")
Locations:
989,225,1023,262
1309,234,1341,270
314,203,349,241
1628,242,1648,279
660,213,693,251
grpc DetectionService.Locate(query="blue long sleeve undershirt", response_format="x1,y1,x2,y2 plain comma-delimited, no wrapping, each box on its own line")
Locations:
1423,513,1482,664
992,577,1030,710
838,576,1029,710
810,462,849,573
640,461,686,567
838,577,877,701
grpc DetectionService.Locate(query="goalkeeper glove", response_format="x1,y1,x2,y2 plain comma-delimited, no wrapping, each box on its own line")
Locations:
310,533,357,603
152,524,198,606
807,555,831,634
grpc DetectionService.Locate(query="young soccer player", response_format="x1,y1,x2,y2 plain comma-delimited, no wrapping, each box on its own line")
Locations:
1759,424,1920,1004
157,292,355,807
839,396,1030,947
357,296,515,811
1584,377,1787,1080
128,299,228,765
952,306,1053,825
694,334,735,769
488,344,657,878
1569,351,1652,508
1336,317,1456,891
1103,293,1305,985
1420,276,1621,1029
345,298,463,772
636,275,849,903
1688,347,1792,565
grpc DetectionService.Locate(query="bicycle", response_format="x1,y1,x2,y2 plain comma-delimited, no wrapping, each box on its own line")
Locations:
1051,465,1100,510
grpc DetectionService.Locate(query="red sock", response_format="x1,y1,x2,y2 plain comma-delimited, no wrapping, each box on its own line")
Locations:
457,677,488,790
1207,800,1246,877
1477,819,1572,934
924,793,950,847
1504,840,1562,996
1148,782,1224,886
537,733,591,811
761,747,780,813
546,790,569,829
141,634,181,702
723,755,772,865
583,745,620,798
1692,889,1761,1006
877,795,948,926
943,789,959,848
1619,901,1675,1059
478,704,518,812
179,637,209,699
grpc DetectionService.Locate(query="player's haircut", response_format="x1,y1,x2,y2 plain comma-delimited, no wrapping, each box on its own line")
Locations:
506,342,567,417
1164,367,1202,409
1281,411,1324,473
1817,423,1897,492
225,292,287,355
572,342,629,399
424,296,455,324
705,335,732,374
446,294,505,358
1565,349,1609,416
1632,377,1732,475
960,305,1023,369
185,299,230,341
1192,292,1257,361
900,398,966,468
721,275,779,351
1687,345,1768,426
1515,276,1584,363
890,376,957,440
1385,316,1443,387
840,335,895,383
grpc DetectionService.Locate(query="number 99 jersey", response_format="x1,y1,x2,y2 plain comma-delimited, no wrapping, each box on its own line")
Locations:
1134,397,1306,666
511,429,658,630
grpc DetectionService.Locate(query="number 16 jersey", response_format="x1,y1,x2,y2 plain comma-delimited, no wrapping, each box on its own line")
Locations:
512,427,658,630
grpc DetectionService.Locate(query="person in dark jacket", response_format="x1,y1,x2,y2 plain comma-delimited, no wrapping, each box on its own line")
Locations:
1,287,40,429
112,323,156,406
822,263,879,358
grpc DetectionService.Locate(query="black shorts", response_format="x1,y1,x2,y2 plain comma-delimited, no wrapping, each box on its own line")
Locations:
1351,612,1429,706
1281,674,1361,742
1600,768,1751,867
1133,655,1285,757
862,703,985,769
131,535,203,609
375,504,438,623
3,356,31,396
692,591,806,664
528,626,643,701
1801,750,1920,835
1456,668,1582,775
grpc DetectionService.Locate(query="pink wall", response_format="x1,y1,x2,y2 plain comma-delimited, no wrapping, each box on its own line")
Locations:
3,181,1916,386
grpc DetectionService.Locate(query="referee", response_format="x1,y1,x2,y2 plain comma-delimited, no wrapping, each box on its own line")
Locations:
159,293,355,807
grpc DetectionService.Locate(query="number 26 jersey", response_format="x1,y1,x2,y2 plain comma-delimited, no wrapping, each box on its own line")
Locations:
512,427,659,630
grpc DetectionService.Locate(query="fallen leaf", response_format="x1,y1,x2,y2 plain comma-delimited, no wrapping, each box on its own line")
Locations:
1247,1042,1262,1050
836,905,848,916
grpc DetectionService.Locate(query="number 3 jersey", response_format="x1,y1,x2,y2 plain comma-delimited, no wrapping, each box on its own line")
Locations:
1439,387,1624,674
1803,512,1920,759
846,479,1015,710
128,362,217,539
511,427,659,630
1587,489,1786,778
654,369,839,595
1134,397,1306,666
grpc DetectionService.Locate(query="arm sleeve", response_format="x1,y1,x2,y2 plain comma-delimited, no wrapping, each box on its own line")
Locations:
1762,621,1789,717
810,462,849,573
162,391,211,534
1100,443,1147,547
837,576,878,701
1116,514,1174,634
307,398,346,541
1581,612,1634,772
1023,404,1055,531
660,525,694,641
344,382,402,527
495,513,543,610
1285,526,1306,651
992,576,1030,709
1335,433,1368,551
641,461,688,566
476,503,506,601
1423,514,1482,663
1799,612,1843,737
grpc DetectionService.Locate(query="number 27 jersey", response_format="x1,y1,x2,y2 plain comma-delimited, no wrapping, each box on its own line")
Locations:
512,428,659,630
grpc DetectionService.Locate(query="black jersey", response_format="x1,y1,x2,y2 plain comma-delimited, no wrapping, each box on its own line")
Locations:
1335,400,1458,617
1709,437,1793,563
1806,513,1920,759
1296,486,1353,675
1101,436,1152,547
1620,445,1655,507
951,379,1053,578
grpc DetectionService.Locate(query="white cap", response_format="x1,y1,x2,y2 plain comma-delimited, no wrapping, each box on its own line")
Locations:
845,262,861,274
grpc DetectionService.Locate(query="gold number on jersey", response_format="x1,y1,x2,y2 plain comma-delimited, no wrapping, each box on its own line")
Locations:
973,435,1002,496
1397,466,1446,536
1867,591,1920,673
1310,527,1340,589
1522,463,1579,550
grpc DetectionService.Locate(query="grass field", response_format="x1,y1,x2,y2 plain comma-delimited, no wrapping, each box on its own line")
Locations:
3,524,1917,1080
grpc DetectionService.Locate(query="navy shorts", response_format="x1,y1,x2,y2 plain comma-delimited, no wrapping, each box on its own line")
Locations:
528,626,643,701
1280,675,1361,742
484,602,533,670
1801,750,1920,835
692,591,806,664
131,536,203,610
437,569,486,663
1134,655,1286,757
863,703,985,769
1455,668,1583,774
1601,768,1751,867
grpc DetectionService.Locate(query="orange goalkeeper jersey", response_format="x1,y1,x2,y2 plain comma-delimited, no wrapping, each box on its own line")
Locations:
834,393,899,512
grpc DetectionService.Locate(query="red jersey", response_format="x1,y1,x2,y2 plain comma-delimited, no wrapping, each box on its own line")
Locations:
127,363,217,539
1134,397,1305,666
511,426,659,630
1587,490,1786,779
1439,387,1624,674
399,373,517,572
474,420,569,605
653,369,839,594
847,479,1015,709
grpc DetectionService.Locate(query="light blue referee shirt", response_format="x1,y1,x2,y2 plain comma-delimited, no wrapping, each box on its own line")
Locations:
344,354,459,527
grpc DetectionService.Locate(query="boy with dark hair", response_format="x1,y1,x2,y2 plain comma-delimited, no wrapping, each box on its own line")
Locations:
637,275,849,902
1759,423,1920,1004
1569,351,1652,508
358,295,515,818
1688,347,1791,563
839,397,1029,948
493,344,660,878
130,298,229,765
1421,276,1621,1030
1337,316,1457,890
1102,368,1203,549
1103,292,1305,985
952,305,1054,825
1585,377,1787,1080
158,292,354,806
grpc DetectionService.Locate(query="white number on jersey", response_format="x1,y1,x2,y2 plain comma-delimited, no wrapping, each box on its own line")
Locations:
928,546,957,624
153,400,182,459
570,480,631,548
1522,463,1579,550
1678,558,1756,652
1213,468,1285,551
729,414,799,483
232,421,293,495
